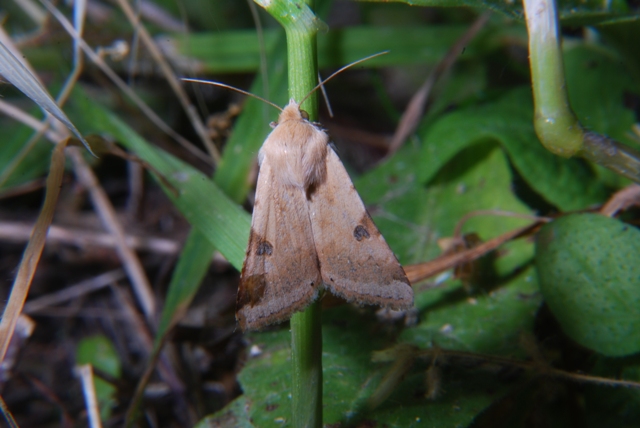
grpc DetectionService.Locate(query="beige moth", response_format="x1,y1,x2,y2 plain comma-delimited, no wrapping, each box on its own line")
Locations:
185,62,414,331
237,99,413,330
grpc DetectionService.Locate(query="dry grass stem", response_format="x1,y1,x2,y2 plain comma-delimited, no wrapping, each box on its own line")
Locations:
114,0,220,163
75,364,103,428
67,147,156,322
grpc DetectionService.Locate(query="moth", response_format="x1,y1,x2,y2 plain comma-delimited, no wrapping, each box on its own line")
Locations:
237,98,414,330
185,59,414,331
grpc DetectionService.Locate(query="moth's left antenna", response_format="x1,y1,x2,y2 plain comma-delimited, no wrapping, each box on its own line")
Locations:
182,79,283,112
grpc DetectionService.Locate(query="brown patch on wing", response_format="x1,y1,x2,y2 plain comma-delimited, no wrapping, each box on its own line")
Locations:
236,273,267,308
308,148,413,310
237,160,323,331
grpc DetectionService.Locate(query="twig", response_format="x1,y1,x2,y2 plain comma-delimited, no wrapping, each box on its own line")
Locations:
23,269,126,314
67,147,156,323
404,221,543,285
452,210,551,237
599,185,640,217
0,221,184,256
0,140,67,363
0,394,19,428
75,365,103,428
415,347,640,389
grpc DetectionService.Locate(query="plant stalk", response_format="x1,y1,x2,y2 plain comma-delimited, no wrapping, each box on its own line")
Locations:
523,0,583,157
523,0,640,182
254,0,324,426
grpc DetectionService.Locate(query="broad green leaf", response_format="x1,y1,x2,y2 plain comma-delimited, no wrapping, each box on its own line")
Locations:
404,267,540,355
369,142,540,355
535,213,640,357
565,46,638,141
563,44,640,188
234,305,502,427
195,396,254,428
416,88,608,211
364,141,534,269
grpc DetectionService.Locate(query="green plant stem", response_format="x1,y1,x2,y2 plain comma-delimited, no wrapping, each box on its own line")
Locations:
523,0,640,182
254,0,323,426
523,0,583,157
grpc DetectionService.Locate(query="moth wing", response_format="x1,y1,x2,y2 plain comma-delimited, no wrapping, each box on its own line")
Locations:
309,148,413,310
238,159,323,331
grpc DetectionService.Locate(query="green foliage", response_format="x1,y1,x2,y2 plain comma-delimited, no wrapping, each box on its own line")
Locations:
203,306,504,427
536,213,640,357
76,335,121,421
364,0,633,25
66,87,251,270
2,0,640,426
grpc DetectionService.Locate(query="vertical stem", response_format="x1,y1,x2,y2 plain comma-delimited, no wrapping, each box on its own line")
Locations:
254,0,323,426
291,299,322,428
287,17,323,424
523,0,583,157
523,0,640,182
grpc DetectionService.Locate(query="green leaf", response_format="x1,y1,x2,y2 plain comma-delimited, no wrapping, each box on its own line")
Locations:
563,44,640,187
76,335,121,421
363,140,534,268
152,31,289,350
404,267,540,355
535,213,640,357
194,396,255,428
67,87,251,270
76,335,121,378
209,142,539,426
364,142,542,354
0,41,94,154
416,88,608,211
233,305,501,427
174,26,483,73
0,124,51,191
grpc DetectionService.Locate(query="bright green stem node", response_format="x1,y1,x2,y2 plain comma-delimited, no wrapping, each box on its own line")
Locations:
523,0,583,157
254,0,324,427
523,0,640,183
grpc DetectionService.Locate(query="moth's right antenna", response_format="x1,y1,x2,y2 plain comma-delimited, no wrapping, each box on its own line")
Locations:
299,51,389,108
182,79,283,112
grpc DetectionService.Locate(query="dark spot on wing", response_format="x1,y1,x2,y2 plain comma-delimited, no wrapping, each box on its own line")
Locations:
354,225,370,241
256,240,273,256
